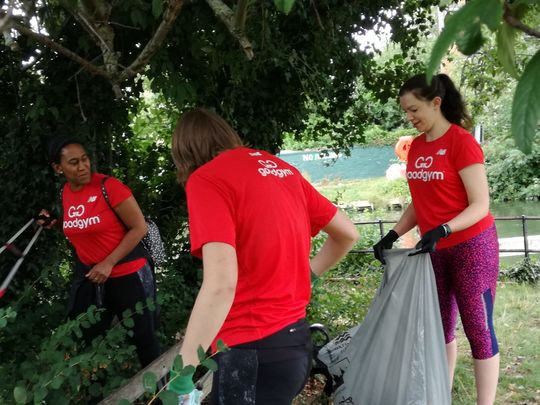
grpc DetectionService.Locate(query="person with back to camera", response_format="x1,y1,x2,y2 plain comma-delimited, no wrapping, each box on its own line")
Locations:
166,108,360,404
373,73,500,405
39,137,160,369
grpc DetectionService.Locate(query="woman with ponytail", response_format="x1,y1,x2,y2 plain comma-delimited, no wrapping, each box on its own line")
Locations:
373,74,499,404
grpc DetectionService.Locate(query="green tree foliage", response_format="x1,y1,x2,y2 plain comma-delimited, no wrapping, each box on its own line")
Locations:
427,0,540,153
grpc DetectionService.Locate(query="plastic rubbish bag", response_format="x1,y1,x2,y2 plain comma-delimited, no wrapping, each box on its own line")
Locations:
178,389,202,405
317,249,451,405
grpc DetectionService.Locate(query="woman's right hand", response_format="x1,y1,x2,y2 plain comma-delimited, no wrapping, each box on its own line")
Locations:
37,209,57,229
373,230,399,264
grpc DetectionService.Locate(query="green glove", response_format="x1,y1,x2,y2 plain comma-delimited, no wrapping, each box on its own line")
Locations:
168,368,195,395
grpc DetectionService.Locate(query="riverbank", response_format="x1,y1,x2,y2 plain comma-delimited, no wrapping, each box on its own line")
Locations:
314,177,409,210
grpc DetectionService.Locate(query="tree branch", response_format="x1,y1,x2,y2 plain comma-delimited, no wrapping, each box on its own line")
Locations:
117,0,185,82
504,2,540,39
205,0,254,60
234,0,249,31
311,0,324,31
4,16,111,80
0,0,15,31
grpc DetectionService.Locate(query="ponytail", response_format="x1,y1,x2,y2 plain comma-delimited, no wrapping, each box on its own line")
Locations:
399,73,472,129
436,74,472,130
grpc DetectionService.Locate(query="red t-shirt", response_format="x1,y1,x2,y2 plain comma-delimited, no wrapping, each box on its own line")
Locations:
185,147,337,349
62,173,146,277
406,124,494,249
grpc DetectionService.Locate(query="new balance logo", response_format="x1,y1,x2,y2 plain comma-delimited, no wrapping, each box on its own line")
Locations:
87,196,97,203
436,149,447,156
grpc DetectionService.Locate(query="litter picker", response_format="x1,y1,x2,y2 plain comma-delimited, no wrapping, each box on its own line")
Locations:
0,216,52,298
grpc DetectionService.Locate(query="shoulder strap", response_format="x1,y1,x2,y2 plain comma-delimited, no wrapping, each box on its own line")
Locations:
101,176,127,230
101,176,150,264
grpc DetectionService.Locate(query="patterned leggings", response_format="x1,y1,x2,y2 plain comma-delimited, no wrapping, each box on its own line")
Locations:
430,225,499,360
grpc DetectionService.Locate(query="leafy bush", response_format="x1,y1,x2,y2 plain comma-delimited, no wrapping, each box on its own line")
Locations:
500,258,540,285
363,125,417,146
484,138,540,202
1,304,139,404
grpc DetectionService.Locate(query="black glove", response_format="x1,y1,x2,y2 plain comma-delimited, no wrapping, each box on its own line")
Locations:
409,224,450,256
373,230,399,264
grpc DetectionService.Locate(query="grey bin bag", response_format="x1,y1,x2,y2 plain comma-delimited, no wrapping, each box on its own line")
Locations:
317,249,451,405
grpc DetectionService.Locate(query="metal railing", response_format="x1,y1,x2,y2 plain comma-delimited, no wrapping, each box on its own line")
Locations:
350,215,540,258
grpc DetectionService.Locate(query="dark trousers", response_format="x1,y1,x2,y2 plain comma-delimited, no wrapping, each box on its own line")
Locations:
210,319,312,405
68,262,160,367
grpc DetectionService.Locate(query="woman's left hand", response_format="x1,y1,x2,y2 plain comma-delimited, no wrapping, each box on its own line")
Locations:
86,261,114,284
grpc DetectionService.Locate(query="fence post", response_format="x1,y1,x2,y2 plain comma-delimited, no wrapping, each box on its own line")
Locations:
522,215,529,259
378,219,384,239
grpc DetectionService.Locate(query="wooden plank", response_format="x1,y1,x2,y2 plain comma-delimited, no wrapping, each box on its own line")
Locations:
99,344,213,404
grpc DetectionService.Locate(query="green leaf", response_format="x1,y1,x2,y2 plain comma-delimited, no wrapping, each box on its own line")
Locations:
33,387,47,402
201,357,218,372
496,23,519,78
123,317,135,328
117,400,133,405
274,0,295,15
172,354,183,372
89,383,102,397
87,308,96,324
216,339,229,352
511,50,540,154
142,372,157,394
196,346,206,362
179,365,195,377
427,0,502,80
455,22,484,56
135,302,144,315
146,298,156,311
152,0,163,18
0,318,7,328
13,386,28,404
122,309,132,319
158,390,179,405
478,0,503,31
50,375,64,390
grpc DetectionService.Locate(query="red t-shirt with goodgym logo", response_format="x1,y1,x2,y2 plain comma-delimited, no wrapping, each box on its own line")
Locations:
62,173,146,277
186,147,337,349
406,124,494,249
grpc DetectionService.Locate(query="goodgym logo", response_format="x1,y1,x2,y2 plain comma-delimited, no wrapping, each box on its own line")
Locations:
258,159,278,169
414,156,433,169
64,204,100,229
68,205,85,218
407,155,444,182
257,159,294,178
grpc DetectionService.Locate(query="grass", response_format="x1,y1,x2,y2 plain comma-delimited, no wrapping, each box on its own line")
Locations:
296,268,540,404
453,281,540,405
314,177,410,209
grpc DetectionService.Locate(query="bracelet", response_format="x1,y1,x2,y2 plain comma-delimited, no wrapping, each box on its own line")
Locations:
442,223,452,237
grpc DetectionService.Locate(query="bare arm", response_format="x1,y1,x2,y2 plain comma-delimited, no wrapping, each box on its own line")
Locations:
86,196,147,283
446,163,490,232
310,210,359,277
179,242,237,366
392,203,417,237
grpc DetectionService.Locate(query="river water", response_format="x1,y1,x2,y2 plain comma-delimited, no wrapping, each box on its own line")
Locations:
278,146,396,182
